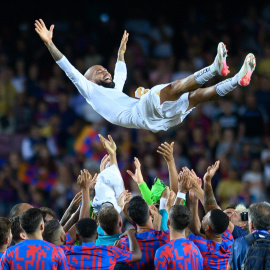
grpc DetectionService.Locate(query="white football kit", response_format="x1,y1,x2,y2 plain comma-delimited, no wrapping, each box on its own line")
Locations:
57,56,194,133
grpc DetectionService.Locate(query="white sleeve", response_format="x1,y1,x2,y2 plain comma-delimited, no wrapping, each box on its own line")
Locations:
56,56,94,100
113,61,127,92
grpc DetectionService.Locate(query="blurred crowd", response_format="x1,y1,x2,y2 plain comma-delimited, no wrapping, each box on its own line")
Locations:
1,3,270,217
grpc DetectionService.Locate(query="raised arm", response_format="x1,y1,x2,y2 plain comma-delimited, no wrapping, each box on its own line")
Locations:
77,170,97,219
174,168,193,205
188,189,204,237
34,19,63,61
127,157,153,205
60,191,82,228
203,161,221,213
98,134,118,168
117,30,129,63
157,142,178,194
35,19,94,100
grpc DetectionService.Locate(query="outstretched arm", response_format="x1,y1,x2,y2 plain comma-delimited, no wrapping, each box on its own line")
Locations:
34,19,63,61
77,170,97,219
157,142,178,194
203,161,221,213
117,30,129,63
35,18,94,101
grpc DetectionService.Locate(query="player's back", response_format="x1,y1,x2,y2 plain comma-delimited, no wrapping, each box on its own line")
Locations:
154,238,203,270
188,229,234,270
120,229,170,270
0,239,68,270
64,242,133,270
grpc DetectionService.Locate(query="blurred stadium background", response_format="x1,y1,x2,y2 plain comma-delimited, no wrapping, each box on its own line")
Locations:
0,0,270,217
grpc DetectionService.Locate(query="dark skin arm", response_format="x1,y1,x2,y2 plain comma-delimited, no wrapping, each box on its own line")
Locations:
77,170,97,220
60,191,82,228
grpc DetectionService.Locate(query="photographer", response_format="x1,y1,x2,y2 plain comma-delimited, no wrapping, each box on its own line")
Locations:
228,202,270,270
226,204,249,239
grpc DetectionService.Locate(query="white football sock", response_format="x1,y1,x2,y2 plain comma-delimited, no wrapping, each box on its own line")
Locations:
194,63,217,85
215,74,238,96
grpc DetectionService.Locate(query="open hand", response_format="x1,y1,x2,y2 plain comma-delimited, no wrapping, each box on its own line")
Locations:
203,160,220,184
118,30,129,55
34,19,54,45
157,142,174,163
98,134,117,156
77,169,97,190
68,191,82,213
100,154,110,172
127,157,144,185
117,190,132,210
178,167,193,193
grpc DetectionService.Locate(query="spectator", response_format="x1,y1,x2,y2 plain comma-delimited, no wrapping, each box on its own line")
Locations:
228,202,270,269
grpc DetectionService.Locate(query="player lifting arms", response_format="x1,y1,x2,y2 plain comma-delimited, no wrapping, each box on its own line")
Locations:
35,19,256,133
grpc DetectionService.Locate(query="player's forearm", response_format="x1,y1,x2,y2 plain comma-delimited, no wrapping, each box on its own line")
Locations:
109,153,118,169
152,213,162,231
80,189,90,219
128,231,142,262
167,160,178,194
174,197,185,205
117,52,125,63
188,199,201,235
192,186,204,205
203,182,220,213
60,209,72,227
45,41,63,61
63,206,80,232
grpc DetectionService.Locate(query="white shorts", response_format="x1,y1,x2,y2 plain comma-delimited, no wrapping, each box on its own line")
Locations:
135,83,195,132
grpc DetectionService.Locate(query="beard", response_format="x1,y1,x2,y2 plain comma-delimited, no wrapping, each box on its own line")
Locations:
100,80,115,88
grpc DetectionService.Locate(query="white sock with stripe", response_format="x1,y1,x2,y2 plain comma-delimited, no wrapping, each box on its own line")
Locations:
215,74,239,96
194,63,217,85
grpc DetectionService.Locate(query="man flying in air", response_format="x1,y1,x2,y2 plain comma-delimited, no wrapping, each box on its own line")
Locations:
35,19,256,133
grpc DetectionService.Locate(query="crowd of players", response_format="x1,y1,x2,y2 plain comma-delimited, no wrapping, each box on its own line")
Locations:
0,135,269,269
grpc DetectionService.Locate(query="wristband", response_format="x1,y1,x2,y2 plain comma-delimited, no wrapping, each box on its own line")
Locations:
177,192,186,200
159,197,167,210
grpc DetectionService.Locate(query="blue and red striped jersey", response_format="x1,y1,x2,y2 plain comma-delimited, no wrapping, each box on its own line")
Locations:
120,229,170,270
65,232,74,246
64,242,133,269
188,229,234,270
154,238,203,270
0,239,69,270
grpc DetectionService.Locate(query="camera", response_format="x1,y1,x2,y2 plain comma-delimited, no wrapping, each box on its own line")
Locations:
241,212,249,221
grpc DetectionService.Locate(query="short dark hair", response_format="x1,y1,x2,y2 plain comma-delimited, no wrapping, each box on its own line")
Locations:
10,216,25,243
0,218,11,246
169,205,192,232
225,204,236,210
98,206,119,235
10,203,23,218
249,202,270,231
20,208,43,234
76,218,97,239
43,220,61,244
40,207,56,220
127,196,149,226
209,209,229,234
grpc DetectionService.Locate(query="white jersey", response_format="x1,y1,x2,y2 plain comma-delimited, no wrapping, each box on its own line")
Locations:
57,56,193,132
